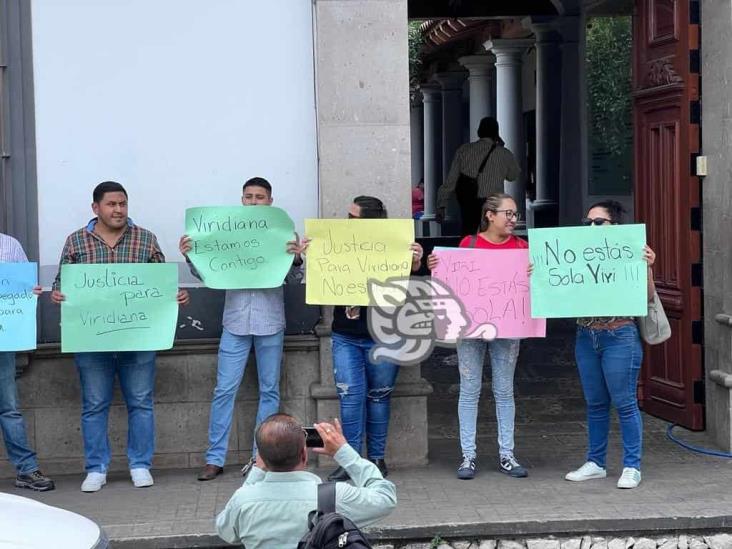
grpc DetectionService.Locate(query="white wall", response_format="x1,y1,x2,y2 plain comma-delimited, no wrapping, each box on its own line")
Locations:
31,0,318,282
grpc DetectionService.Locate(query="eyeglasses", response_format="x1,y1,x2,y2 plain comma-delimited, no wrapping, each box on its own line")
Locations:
491,209,521,221
581,217,615,226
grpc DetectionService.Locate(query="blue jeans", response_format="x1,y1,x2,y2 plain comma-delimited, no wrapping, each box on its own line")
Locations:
575,324,643,470
457,338,521,460
206,329,284,466
74,351,156,473
0,352,39,475
331,333,399,459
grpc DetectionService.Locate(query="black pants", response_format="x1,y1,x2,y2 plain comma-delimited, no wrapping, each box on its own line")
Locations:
457,194,483,236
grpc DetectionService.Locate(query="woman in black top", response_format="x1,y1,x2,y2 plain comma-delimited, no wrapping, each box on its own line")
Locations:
327,196,423,481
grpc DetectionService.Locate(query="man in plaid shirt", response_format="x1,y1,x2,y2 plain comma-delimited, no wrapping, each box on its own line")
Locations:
0,233,55,491
51,181,189,493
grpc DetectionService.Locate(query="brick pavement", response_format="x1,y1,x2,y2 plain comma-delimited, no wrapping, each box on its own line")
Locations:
9,416,732,548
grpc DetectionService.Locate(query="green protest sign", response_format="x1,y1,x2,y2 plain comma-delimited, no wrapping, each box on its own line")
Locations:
185,206,295,289
529,224,647,318
61,263,179,352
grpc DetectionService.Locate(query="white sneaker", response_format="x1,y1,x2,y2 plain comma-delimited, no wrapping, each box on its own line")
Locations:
617,467,641,489
565,461,607,482
130,468,154,488
81,472,107,492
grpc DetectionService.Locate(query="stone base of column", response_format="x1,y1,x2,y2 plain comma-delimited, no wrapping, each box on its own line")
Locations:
529,199,559,228
708,368,732,452
312,320,433,468
311,378,433,468
419,214,442,237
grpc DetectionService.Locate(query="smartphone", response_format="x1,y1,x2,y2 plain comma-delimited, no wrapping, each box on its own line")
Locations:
304,427,324,448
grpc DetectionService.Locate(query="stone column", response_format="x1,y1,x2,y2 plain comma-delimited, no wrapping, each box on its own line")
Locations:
313,0,411,219
420,83,442,235
410,95,424,187
555,16,588,227
434,71,468,232
458,54,496,142
312,0,431,468
701,0,732,451
531,21,562,227
484,39,533,227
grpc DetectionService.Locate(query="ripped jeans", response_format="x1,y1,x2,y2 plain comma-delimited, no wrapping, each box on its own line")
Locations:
331,332,399,459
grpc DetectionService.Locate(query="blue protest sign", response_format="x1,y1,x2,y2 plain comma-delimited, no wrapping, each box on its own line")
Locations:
0,262,38,351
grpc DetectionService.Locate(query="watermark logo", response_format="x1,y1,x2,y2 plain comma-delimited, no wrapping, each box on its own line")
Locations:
367,276,497,366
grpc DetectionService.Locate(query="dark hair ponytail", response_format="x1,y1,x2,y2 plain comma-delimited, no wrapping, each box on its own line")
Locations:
588,200,626,224
353,196,388,219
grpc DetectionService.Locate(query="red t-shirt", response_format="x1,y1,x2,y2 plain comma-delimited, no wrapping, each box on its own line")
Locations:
458,234,528,249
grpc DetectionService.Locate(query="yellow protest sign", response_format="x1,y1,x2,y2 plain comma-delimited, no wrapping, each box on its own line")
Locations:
305,219,414,305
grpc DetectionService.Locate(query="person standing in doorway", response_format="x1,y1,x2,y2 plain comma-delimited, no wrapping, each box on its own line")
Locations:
179,177,306,481
412,179,425,219
565,201,656,489
51,181,190,492
437,117,521,236
428,193,529,480
0,233,55,492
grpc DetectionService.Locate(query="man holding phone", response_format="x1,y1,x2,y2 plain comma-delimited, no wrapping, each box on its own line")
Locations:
215,414,396,548
304,426,323,448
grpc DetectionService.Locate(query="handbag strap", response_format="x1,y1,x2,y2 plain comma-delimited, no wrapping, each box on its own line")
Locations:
317,481,337,515
477,143,497,175
469,235,478,248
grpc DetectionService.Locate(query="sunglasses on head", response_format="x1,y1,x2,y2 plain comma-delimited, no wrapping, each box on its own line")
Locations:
582,217,615,226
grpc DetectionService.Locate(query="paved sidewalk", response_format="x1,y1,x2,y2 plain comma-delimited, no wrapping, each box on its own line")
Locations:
9,416,732,548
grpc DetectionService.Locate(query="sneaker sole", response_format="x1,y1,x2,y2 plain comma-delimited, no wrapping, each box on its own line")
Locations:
565,472,607,482
81,482,106,493
617,480,641,489
499,468,528,478
15,480,55,492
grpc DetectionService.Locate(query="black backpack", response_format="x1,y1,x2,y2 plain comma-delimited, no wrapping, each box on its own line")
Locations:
297,482,373,549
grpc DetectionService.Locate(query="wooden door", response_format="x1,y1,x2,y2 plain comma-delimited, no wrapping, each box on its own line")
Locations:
633,0,703,429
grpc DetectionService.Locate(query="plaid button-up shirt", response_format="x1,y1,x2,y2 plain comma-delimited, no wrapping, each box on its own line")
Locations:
53,218,165,290
437,137,521,210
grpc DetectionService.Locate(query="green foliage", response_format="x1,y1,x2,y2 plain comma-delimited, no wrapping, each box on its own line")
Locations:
408,21,425,97
430,535,446,548
586,16,632,158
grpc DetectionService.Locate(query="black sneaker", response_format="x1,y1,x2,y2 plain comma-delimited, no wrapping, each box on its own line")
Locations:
16,470,55,492
499,455,528,478
457,456,476,480
369,458,388,477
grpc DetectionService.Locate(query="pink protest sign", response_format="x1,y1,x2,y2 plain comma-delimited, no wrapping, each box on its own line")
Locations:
431,247,546,339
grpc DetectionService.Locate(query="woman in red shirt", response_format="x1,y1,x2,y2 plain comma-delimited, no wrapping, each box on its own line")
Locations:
428,193,528,480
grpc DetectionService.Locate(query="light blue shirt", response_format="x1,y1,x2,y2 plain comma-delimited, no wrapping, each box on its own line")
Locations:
215,445,397,548
0,233,27,263
221,265,302,336
186,259,302,336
